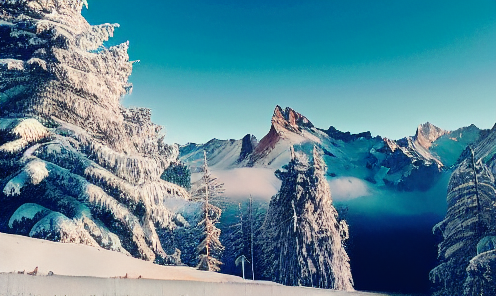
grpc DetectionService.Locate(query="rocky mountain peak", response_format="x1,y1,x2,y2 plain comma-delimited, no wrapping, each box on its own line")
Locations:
414,122,448,149
271,105,314,135
238,134,257,162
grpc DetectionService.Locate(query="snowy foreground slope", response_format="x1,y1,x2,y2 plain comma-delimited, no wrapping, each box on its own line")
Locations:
0,233,387,296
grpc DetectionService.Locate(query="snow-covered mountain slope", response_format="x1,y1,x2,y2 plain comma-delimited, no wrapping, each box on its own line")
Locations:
429,124,482,168
180,134,257,172
180,105,483,193
0,0,188,263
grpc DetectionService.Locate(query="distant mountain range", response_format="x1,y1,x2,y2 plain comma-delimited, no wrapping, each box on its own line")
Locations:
180,105,483,192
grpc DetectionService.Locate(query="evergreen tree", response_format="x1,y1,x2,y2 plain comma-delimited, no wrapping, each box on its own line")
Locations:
226,199,255,279
161,161,191,190
248,195,255,280
259,146,353,290
191,151,225,271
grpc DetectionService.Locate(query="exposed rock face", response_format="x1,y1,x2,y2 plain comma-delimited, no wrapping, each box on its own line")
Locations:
430,126,496,296
271,105,314,134
379,134,444,191
0,0,188,263
248,106,318,167
414,122,448,150
259,147,353,291
238,134,257,163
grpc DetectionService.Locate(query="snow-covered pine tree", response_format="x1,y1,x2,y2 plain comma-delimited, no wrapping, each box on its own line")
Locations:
191,151,225,271
259,146,354,291
0,0,189,262
161,161,191,190
430,143,496,296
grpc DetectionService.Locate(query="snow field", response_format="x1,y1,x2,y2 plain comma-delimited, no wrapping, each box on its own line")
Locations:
0,233,388,296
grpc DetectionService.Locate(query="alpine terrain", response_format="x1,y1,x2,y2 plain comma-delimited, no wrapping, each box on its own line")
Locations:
1,1,496,296
180,106,495,295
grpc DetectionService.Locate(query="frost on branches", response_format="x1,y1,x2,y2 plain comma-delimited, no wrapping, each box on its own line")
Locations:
259,146,354,291
0,0,188,263
430,127,496,296
191,151,225,271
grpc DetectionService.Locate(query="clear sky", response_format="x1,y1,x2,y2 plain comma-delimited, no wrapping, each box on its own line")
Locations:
82,0,496,144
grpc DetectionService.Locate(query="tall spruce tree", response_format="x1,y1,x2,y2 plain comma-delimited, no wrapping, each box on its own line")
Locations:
259,146,354,290
191,151,225,271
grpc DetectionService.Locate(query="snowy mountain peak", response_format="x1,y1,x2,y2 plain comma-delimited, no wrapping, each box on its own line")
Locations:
414,122,448,149
272,105,314,135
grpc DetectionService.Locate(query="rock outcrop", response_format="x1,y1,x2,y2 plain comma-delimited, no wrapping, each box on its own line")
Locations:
179,134,258,172
414,122,448,150
430,125,496,296
259,146,354,291
321,126,373,143
0,0,188,263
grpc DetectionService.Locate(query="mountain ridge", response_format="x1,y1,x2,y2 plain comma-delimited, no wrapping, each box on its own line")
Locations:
180,105,485,192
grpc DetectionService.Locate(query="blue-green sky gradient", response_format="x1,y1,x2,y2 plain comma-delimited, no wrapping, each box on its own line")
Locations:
83,0,496,144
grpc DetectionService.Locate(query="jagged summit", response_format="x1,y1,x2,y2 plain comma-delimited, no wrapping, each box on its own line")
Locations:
180,105,487,192
414,122,448,150
271,105,314,135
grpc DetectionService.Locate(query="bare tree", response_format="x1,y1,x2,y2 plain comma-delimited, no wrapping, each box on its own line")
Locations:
191,151,225,271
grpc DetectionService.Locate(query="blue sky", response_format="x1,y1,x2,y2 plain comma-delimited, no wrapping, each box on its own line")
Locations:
83,0,496,144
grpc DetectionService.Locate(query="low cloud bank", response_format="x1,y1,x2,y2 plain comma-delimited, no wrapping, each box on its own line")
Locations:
192,168,281,201
328,177,371,201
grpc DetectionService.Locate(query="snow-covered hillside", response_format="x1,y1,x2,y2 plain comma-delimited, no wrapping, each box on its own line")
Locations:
0,232,242,282
0,233,393,296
